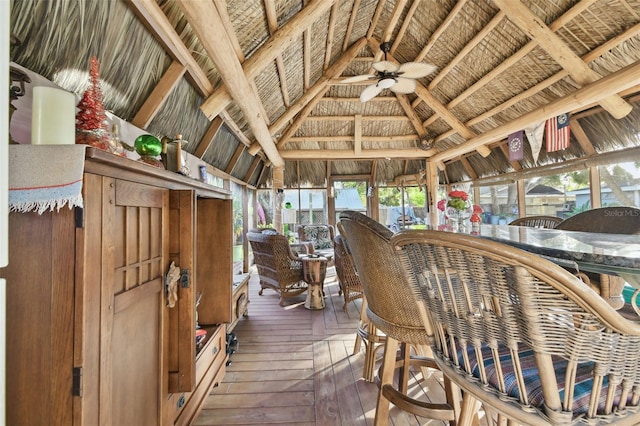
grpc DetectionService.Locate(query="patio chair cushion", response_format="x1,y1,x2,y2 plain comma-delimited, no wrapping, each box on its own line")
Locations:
298,224,333,250
457,343,623,418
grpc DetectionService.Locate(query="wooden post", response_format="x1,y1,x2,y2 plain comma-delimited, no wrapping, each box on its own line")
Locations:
273,166,285,233
426,161,439,226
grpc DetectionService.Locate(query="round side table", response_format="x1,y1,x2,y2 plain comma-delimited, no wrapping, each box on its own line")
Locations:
302,255,327,310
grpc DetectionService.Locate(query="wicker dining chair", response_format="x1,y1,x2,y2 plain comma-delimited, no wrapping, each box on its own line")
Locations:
246,230,308,306
508,215,562,228
393,229,640,426
339,211,459,426
333,234,364,310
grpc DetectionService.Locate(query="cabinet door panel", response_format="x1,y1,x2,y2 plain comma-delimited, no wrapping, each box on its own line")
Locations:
101,178,168,425
168,190,196,392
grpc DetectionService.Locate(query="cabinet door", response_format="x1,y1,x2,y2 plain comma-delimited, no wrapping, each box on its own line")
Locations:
168,190,196,392
100,178,169,425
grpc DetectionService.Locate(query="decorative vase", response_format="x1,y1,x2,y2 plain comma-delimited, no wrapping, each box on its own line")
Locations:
446,200,471,232
134,134,164,168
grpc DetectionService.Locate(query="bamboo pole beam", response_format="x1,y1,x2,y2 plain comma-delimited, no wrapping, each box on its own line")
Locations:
244,156,261,182
459,156,478,180
177,0,284,166
432,60,640,163
395,94,427,137
493,0,632,119
199,0,335,120
225,144,244,174
414,0,466,62
324,1,340,69
570,118,597,157
126,0,213,96
390,0,422,54
381,0,408,44
132,60,185,129
194,116,223,159
342,0,361,51
366,0,385,40
280,148,434,160
264,0,291,107
254,37,367,155
288,135,419,142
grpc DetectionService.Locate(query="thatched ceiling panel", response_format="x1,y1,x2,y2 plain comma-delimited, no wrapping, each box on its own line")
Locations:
203,125,241,170
225,101,254,141
297,121,354,137
376,159,406,184
308,11,331,85
362,121,416,136
230,150,255,181
11,0,171,121
254,61,287,123
227,0,269,56
393,0,457,63
591,37,640,76
443,159,473,183
248,162,264,187
349,0,379,45
276,0,303,25
580,101,640,152
361,140,418,150
314,96,405,116
284,161,327,187
332,160,371,176
281,37,306,106
159,1,221,85
148,79,209,148
324,0,354,65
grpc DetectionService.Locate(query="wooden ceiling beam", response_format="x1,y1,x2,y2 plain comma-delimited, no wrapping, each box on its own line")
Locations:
194,116,223,159
306,115,410,122
289,135,418,142
493,0,632,119
177,0,284,166
131,60,186,129
261,37,367,152
390,0,422,54
395,93,427,137
264,0,291,107
414,0,466,62
342,0,361,52
445,0,597,111
281,148,434,160
431,60,640,163
219,110,252,147
570,118,597,157
366,0,385,40
428,11,505,90
324,1,341,69
199,0,335,119
381,0,408,44
126,0,213,96
225,144,245,174
244,156,261,182
458,156,478,180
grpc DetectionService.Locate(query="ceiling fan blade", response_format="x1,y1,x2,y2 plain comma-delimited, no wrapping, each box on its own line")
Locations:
372,61,399,73
397,62,436,79
390,77,416,94
360,83,384,102
341,74,375,83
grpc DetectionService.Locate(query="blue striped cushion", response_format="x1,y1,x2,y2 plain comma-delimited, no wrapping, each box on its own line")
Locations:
457,343,621,417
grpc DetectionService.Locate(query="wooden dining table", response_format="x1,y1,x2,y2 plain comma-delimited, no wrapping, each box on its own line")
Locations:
466,224,640,311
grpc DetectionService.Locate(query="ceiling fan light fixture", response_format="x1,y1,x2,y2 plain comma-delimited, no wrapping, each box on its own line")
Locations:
378,77,396,89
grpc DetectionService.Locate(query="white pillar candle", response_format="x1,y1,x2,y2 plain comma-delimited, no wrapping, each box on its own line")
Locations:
31,86,76,145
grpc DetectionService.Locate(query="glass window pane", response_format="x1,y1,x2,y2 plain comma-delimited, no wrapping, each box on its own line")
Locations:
231,182,243,275
477,183,518,224
524,172,579,219
598,162,640,207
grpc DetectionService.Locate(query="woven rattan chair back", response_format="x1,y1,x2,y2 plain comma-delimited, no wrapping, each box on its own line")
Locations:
333,234,363,310
508,215,562,228
246,230,307,306
339,211,457,425
393,229,640,426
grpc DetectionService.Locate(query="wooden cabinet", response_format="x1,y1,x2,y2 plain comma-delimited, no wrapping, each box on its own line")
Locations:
2,148,233,425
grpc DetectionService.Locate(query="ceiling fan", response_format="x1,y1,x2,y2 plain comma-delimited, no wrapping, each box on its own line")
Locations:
341,42,436,102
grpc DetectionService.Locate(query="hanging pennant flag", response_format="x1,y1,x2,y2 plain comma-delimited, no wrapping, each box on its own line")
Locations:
545,113,571,152
524,121,545,164
508,130,524,161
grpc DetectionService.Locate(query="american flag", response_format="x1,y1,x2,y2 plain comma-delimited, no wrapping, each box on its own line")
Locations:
545,113,571,152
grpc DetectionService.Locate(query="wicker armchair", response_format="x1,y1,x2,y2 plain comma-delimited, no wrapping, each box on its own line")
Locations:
246,230,308,306
556,207,640,309
339,211,459,426
393,229,640,426
508,215,562,228
333,234,363,310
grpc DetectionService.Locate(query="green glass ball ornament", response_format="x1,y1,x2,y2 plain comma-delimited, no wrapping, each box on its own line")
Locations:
134,134,162,157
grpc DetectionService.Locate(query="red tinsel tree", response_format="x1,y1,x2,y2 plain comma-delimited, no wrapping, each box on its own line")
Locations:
76,56,108,133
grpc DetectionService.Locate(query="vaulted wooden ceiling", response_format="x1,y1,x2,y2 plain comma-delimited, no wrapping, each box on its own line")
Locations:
10,0,640,187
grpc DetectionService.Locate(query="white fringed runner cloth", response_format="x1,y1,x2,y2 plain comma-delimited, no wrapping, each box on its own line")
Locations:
9,145,86,214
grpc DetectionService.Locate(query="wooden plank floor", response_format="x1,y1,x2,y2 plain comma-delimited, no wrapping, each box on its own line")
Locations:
194,268,451,426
